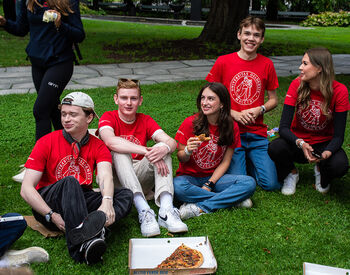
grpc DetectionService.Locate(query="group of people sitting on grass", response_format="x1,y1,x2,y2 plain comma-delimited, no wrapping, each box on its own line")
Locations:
1,15,349,268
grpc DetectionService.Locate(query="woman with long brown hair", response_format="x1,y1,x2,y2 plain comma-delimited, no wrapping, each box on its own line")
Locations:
173,82,256,220
0,0,85,141
268,48,349,195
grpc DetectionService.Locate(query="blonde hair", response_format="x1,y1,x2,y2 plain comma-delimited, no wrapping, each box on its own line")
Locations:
297,47,334,118
27,0,73,16
116,79,141,96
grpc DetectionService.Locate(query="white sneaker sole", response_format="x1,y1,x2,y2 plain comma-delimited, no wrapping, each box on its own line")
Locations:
5,247,49,266
158,219,188,233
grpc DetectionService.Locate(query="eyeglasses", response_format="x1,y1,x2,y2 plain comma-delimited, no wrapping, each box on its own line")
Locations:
118,78,140,86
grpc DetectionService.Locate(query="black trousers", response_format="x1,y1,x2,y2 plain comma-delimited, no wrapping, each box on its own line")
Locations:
268,137,349,187
32,60,73,141
32,176,133,262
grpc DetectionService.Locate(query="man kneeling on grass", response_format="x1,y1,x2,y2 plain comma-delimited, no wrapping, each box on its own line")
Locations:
20,92,133,264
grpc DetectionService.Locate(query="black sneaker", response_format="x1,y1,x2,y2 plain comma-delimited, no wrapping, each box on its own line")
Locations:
80,237,107,265
68,210,106,246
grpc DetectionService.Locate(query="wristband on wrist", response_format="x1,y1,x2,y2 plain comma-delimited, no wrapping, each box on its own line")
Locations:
184,146,192,156
202,182,212,191
156,142,171,153
260,105,266,114
103,196,113,200
203,180,215,190
296,139,305,149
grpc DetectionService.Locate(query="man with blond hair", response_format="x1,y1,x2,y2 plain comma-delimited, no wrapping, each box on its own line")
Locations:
99,79,188,237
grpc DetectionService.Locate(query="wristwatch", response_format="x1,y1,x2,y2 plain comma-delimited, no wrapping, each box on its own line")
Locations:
45,210,53,223
260,105,266,115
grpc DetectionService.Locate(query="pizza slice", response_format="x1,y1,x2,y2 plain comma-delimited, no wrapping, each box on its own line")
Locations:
157,243,203,269
196,134,211,142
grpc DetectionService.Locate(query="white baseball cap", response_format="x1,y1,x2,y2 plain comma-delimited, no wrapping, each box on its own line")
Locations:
61,92,99,118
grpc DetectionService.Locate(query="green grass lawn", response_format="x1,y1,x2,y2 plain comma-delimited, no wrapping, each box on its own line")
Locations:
1,18,350,67
1,76,350,274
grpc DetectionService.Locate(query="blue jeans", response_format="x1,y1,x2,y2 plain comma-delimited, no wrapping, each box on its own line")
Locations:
227,132,280,191
0,213,27,257
174,174,256,213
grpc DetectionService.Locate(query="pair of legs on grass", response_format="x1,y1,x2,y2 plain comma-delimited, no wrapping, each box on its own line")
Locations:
0,213,48,268
33,176,133,264
113,152,188,237
227,132,281,191
268,138,349,195
174,174,256,220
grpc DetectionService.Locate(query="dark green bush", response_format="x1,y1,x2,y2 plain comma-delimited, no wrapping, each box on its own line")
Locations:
79,2,106,15
301,11,350,27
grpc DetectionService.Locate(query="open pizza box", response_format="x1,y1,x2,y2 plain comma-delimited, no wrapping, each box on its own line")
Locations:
303,262,350,275
129,236,217,275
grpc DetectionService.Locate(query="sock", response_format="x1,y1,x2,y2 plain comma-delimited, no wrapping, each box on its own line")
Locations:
159,192,173,211
133,193,150,214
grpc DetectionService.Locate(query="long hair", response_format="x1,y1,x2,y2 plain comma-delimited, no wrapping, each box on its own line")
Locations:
193,82,233,146
27,0,73,16
297,47,334,118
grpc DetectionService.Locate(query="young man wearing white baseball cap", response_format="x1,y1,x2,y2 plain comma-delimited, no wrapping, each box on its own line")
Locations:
20,92,133,264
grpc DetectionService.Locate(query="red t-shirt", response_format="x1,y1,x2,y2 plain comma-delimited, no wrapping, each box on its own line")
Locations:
98,110,161,160
175,115,241,177
25,130,112,190
285,78,350,144
206,52,279,137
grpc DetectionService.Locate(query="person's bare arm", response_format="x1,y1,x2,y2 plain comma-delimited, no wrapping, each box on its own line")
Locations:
99,127,147,155
96,161,115,227
231,90,278,125
201,148,234,192
21,169,65,231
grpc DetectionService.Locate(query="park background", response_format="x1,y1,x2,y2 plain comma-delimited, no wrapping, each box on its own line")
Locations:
1,0,350,274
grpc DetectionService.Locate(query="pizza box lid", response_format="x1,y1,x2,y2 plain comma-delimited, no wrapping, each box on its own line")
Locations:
303,262,350,275
129,236,217,275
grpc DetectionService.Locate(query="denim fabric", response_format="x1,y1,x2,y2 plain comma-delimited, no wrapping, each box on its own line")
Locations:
0,213,27,257
32,176,133,262
174,174,256,213
227,132,280,191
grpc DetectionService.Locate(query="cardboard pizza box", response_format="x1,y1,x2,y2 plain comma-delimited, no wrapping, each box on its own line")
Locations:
303,262,350,275
129,236,217,275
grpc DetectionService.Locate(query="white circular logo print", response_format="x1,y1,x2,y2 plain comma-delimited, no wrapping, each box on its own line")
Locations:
297,99,330,131
56,156,92,185
193,135,226,169
230,71,261,105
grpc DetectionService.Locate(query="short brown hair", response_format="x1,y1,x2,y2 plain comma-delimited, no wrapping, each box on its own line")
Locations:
239,16,265,37
116,79,141,96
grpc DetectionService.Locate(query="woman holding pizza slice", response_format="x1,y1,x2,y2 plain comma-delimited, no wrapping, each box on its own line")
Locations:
173,82,256,220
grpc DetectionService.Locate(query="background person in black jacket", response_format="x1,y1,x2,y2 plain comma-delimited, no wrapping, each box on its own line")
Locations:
0,0,85,141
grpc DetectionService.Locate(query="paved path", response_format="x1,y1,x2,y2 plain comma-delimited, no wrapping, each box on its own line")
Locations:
1,55,350,95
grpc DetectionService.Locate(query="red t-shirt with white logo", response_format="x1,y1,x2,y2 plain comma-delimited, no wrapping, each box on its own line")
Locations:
175,115,241,177
285,78,350,144
98,110,161,160
206,52,279,137
25,130,112,190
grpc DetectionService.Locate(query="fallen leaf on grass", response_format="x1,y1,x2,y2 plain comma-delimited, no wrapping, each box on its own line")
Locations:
263,248,271,254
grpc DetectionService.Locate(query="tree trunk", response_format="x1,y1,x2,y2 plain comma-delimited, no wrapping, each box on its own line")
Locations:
198,0,250,44
252,0,261,11
266,0,279,21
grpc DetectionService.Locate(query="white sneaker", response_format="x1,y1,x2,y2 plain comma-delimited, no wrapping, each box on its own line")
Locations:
4,247,49,267
314,165,330,194
237,198,253,208
281,172,299,195
12,167,26,183
158,207,188,233
179,203,204,220
138,209,160,237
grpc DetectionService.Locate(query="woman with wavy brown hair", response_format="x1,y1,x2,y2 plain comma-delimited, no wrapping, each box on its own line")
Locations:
0,0,85,142
173,82,256,220
268,48,349,195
